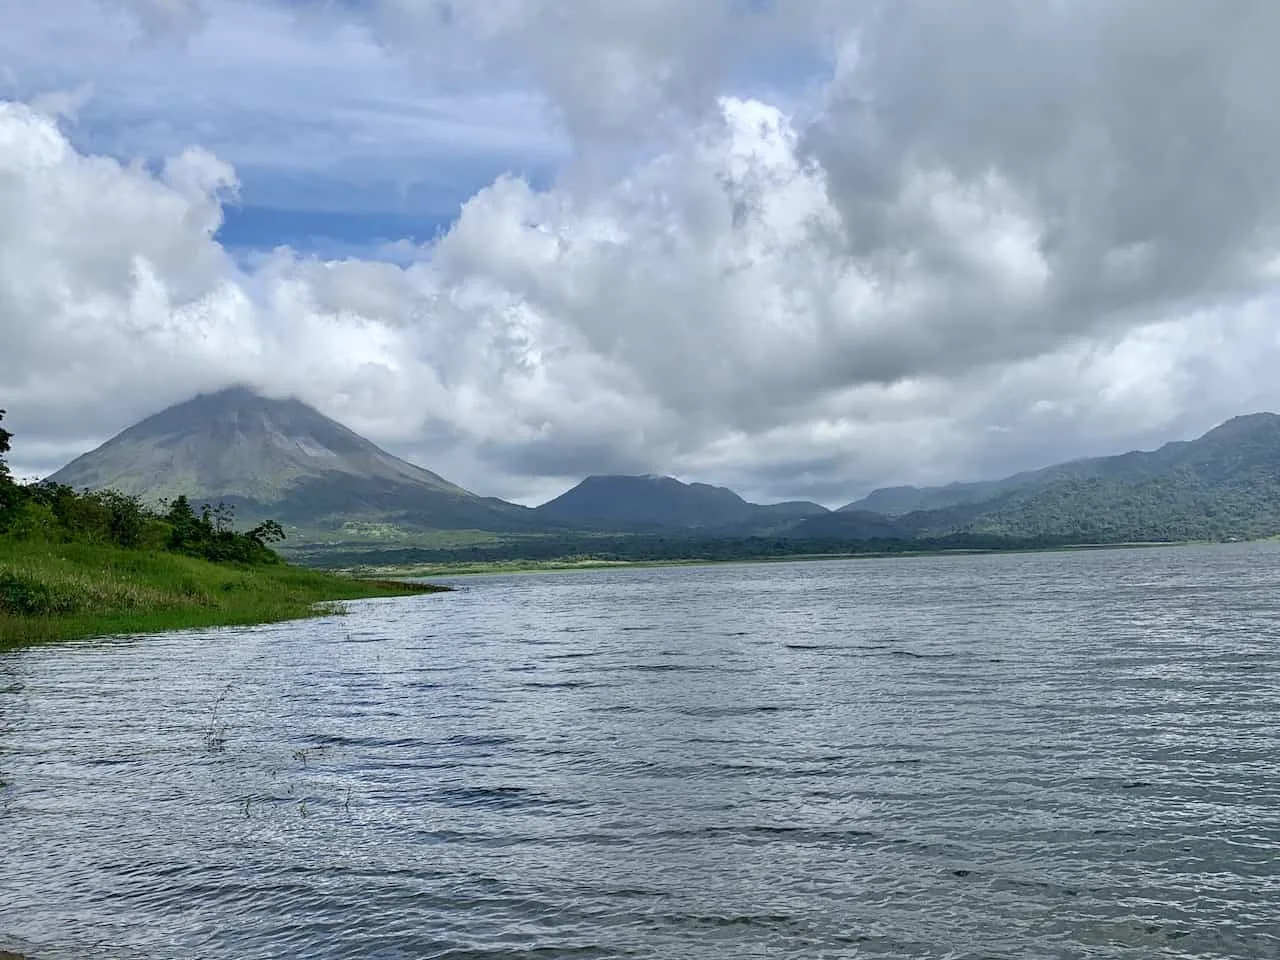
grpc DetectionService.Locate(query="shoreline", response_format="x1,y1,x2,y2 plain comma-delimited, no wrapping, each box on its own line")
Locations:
0,542,452,649
0,579,449,649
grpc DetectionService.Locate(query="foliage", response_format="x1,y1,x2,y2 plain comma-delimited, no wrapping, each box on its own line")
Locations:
787,416,1280,546
159,495,282,565
0,408,11,476
0,411,290,565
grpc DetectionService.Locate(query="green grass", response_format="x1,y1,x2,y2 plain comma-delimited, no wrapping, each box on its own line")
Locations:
0,540,449,648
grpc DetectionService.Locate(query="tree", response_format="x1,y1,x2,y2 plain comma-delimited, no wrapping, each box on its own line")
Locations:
0,410,19,528
163,495,203,552
248,519,285,546
91,489,150,548
0,409,12,482
203,501,236,534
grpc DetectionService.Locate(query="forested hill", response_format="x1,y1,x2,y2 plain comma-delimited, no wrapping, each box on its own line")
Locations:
535,474,828,532
796,413,1280,543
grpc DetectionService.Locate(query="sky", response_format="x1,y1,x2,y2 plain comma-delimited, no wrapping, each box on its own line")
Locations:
2,0,1280,507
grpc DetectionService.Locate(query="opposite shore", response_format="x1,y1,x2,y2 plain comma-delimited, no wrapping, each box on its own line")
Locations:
324,538,1213,580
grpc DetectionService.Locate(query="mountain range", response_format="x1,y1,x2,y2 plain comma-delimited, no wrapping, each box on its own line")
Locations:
48,388,833,538
795,413,1280,543
45,388,1280,550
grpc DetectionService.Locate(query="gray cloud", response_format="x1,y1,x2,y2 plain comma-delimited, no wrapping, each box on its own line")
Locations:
806,0,1280,378
104,0,208,38
359,0,801,143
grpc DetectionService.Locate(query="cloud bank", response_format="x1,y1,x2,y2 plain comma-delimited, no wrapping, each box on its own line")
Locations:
2,0,1280,505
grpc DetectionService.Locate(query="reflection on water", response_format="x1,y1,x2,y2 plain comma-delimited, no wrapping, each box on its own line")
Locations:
2,544,1279,958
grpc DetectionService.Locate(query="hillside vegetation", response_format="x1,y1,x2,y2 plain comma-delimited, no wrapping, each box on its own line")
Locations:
800,413,1280,544
0,410,444,646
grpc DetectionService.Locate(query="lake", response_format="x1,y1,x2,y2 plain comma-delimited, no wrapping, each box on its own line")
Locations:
2,545,1279,959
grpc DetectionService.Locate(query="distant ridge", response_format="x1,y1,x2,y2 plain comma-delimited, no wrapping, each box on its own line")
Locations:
48,387,539,532
838,477,1029,517
796,412,1280,542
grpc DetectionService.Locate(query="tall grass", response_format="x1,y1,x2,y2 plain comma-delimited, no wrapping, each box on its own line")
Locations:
0,541,447,647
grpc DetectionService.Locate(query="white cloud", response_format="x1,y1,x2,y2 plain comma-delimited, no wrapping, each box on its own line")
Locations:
3,1,1280,507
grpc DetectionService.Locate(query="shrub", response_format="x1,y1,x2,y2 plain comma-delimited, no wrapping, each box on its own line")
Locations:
0,569,75,615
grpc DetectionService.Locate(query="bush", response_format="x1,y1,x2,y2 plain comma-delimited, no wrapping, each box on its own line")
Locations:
4,501,62,542
0,569,74,615
162,496,281,565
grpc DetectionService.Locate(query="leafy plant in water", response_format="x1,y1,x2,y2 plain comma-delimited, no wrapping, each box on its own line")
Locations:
203,682,233,753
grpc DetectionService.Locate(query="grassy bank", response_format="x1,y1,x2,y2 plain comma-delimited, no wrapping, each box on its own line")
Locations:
0,541,449,648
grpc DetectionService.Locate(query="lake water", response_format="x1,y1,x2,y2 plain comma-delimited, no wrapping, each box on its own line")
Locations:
2,545,1279,959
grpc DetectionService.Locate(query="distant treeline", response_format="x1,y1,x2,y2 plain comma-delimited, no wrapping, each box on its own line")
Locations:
293,531,1115,569
1,409,284,565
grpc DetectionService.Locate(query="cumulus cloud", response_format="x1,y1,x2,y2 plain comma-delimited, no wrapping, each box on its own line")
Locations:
3,0,1280,506
0,101,655,499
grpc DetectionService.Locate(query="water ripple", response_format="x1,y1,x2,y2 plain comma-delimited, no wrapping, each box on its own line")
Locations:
2,543,1279,958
